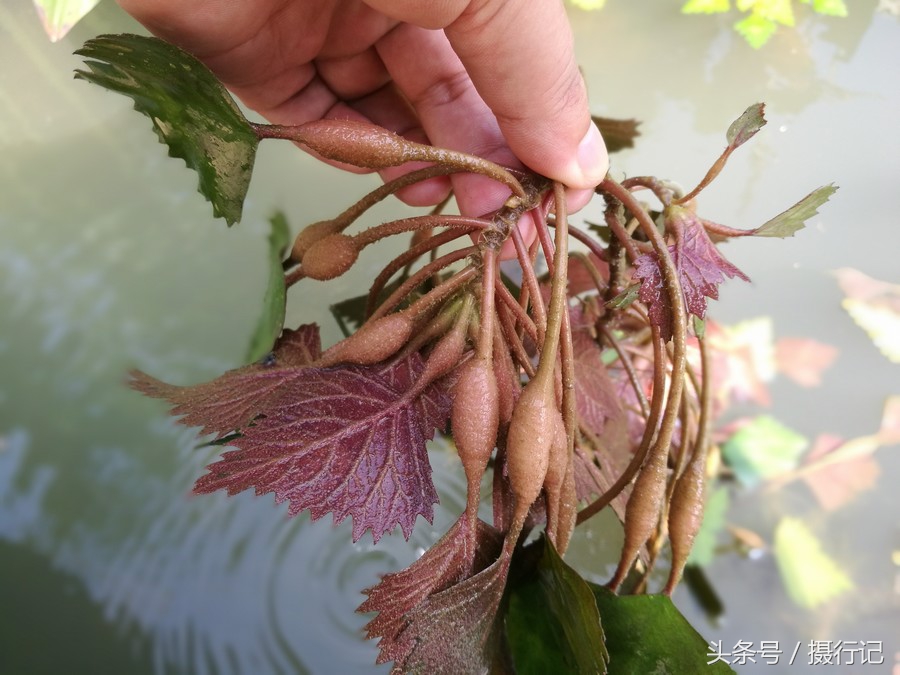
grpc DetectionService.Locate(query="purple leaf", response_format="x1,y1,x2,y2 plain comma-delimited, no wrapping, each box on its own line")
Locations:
634,206,749,340
132,324,452,543
572,325,622,436
359,517,503,664
129,324,322,438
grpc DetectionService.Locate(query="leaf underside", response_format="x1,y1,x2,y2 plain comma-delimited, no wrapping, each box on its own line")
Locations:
360,517,506,672
75,33,259,225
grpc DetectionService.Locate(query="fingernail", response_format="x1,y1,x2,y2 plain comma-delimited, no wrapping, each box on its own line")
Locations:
574,122,609,187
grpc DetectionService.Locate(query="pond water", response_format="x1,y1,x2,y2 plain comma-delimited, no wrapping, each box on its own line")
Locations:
1,1,898,673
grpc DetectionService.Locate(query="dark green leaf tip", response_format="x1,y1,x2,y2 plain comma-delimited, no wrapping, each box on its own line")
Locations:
506,537,608,674
74,33,259,225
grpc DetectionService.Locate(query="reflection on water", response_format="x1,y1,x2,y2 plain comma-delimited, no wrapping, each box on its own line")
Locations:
2,0,899,673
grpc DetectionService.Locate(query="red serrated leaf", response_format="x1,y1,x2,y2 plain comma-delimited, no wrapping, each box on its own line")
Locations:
359,517,503,664
801,434,880,512
129,324,322,438
572,446,606,502
634,206,749,340
271,324,322,365
133,325,451,543
388,553,512,674
573,326,622,436
193,352,450,541
567,252,610,296
775,337,838,387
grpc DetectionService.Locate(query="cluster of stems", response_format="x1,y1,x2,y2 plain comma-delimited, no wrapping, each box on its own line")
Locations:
273,118,712,594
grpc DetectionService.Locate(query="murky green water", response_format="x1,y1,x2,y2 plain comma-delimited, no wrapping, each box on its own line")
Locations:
2,1,898,673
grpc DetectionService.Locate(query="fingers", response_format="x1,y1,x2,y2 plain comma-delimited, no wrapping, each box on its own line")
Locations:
365,0,609,190
446,0,608,188
375,23,518,218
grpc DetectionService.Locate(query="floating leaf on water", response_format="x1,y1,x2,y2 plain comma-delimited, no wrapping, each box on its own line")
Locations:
878,395,900,445
682,0,732,14
800,433,881,512
704,317,775,409
750,0,796,25
75,34,260,225
734,13,778,47
687,485,730,566
802,0,849,16
569,0,607,10
33,0,101,42
722,415,808,487
834,268,900,364
773,517,853,609
774,337,838,387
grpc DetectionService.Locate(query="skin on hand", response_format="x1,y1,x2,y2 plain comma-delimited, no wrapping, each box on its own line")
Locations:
116,0,609,219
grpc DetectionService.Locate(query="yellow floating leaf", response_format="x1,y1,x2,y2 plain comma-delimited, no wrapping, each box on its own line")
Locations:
569,0,607,10
33,0,101,42
754,0,796,25
734,13,778,48
682,0,731,13
842,299,900,364
774,517,853,609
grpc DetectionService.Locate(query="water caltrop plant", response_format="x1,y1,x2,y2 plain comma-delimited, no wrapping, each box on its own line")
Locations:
75,33,836,674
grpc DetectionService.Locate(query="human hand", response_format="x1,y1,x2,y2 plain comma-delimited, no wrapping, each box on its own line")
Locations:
116,0,608,217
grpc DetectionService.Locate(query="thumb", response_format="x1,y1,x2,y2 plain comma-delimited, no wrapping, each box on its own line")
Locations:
445,0,608,188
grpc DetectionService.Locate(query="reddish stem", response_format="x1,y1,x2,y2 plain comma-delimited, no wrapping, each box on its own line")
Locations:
369,249,477,320
365,228,471,318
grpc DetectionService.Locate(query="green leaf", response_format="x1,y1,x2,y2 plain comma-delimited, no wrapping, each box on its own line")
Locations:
681,0,731,14
753,184,838,237
773,517,853,608
75,34,259,225
725,102,767,148
605,284,640,310
812,0,848,16
754,0,795,25
722,416,809,487
733,13,778,48
569,0,607,10
245,212,290,363
590,585,735,673
692,315,707,340
687,485,729,566
33,0,101,42
505,538,608,675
